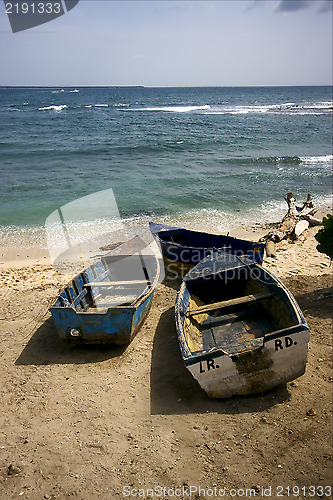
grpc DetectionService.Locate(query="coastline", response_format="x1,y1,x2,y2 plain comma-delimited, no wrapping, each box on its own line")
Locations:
1,202,331,269
0,219,332,497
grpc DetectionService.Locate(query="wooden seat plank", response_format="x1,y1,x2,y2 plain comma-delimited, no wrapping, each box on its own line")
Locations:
186,292,273,317
84,280,148,287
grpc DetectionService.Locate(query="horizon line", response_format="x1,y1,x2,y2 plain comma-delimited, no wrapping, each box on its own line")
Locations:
1,84,332,89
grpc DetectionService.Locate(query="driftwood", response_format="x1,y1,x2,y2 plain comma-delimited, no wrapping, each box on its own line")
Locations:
260,193,322,256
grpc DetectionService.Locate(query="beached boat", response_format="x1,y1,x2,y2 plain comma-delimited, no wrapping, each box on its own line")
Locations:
149,222,265,274
175,252,310,398
50,237,160,344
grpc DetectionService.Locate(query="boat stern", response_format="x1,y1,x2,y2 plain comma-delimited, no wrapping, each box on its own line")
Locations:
184,323,310,398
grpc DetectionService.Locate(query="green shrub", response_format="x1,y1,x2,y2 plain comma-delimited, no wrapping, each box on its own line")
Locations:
315,214,333,260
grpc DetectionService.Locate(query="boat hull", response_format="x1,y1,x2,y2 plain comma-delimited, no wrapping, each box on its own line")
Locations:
149,222,265,274
50,240,159,344
175,254,310,398
50,288,155,345
184,326,310,398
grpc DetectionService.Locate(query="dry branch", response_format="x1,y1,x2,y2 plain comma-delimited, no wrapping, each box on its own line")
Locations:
260,192,321,256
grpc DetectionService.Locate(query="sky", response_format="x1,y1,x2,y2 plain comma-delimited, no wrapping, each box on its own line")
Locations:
0,0,332,87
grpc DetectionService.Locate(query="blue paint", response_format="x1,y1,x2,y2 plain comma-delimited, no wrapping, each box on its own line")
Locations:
50,248,160,345
150,221,265,268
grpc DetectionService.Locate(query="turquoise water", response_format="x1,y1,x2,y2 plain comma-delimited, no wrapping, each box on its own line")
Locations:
0,86,332,244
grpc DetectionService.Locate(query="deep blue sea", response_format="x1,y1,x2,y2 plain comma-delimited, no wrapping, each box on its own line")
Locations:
0,86,332,248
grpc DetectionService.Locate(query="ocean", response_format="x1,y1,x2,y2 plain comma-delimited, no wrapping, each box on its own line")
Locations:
0,85,332,251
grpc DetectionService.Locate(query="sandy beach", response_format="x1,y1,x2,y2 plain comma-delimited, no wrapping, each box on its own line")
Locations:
0,223,332,499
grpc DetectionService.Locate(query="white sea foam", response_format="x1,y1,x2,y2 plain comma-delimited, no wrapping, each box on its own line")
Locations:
38,105,68,112
119,207,283,236
0,225,47,249
128,105,211,113
70,89,79,93
2,192,332,255
203,104,271,115
306,101,332,109
85,104,111,108
293,112,325,116
203,101,332,116
300,154,333,164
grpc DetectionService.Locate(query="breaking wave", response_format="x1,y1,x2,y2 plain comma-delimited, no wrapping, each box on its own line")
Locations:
126,105,211,113
38,105,68,112
203,101,332,115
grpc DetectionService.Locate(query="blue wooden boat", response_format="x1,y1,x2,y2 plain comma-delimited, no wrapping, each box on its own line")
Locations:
50,237,160,344
149,222,265,274
175,252,310,398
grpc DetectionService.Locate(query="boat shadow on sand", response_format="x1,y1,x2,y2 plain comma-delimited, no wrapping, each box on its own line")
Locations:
15,316,128,366
150,306,291,416
290,286,332,321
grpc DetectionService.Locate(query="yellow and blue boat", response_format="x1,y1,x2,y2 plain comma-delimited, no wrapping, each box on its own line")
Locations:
175,252,310,398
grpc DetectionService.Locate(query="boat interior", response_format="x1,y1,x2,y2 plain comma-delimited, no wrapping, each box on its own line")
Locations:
183,266,300,355
53,253,158,312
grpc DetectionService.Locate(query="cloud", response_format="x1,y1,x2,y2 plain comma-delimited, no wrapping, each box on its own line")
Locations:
318,0,333,12
275,0,332,13
245,0,268,12
276,0,310,12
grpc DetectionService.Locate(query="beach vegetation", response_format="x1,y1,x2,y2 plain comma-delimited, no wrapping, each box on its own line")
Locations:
315,214,333,261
